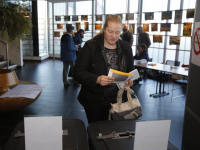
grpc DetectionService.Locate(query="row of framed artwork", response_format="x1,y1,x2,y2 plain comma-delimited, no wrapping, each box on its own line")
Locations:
54,9,194,23
54,22,192,36
53,31,184,46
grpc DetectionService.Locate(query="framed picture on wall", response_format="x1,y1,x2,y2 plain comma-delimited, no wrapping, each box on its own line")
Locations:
186,9,195,18
96,15,102,21
160,23,171,31
143,24,149,32
81,15,88,21
145,12,154,20
76,23,81,31
129,24,135,34
161,11,172,20
153,35,162,43
54,32,60,37
55,16,61,21
169,36,181,45
57,24,63,29
66,24,72,29
72,15,78,21
151,23,157,31
183,22,192,36
95,24,102,30
64,16,70,21
174,10,182,24
126,13,134,20
84,22,89,31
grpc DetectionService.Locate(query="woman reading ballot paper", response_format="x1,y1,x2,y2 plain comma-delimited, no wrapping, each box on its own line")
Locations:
74,15,134,124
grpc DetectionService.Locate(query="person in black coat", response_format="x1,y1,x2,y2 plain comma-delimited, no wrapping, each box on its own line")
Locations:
74,15,134,124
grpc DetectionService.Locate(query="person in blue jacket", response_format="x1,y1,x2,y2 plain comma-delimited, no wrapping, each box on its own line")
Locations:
134,43,149,79
73,29,85,56
61,25,78,87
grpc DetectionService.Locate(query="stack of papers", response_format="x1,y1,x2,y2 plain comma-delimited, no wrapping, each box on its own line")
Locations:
135,59,147,64
0,84,46,99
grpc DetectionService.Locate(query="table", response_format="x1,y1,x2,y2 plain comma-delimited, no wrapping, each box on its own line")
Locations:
134,62,188,98
0,81,41,114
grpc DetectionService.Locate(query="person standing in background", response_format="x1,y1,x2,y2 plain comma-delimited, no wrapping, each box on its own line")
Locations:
120,24,134,46
137,26,151,52
61,25,78,87
73,29,85,56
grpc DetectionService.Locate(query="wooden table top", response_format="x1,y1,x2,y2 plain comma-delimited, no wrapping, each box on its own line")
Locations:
134,62,189,76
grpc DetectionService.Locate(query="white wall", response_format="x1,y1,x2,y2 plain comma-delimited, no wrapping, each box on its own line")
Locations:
0,37,23,67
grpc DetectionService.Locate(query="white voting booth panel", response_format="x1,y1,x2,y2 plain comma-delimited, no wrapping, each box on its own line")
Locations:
134,120,171,150
24,116,62,150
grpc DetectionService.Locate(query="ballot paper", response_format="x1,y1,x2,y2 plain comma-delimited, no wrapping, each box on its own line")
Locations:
108,69,140,84
0,84,46,99
135,59,147,64
117,69,140,89
24,116,62,150
133,120,171,150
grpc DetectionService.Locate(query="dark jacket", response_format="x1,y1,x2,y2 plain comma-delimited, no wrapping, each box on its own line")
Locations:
134,51,149,61
74,34,134,113
138,32,151,48
73,32,82,51
60,33,77,62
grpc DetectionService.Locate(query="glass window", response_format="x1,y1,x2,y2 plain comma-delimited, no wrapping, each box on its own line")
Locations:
178,51,190,66
76,1,92,15
142,0,168,12
166,50,176,62
96,0,104,14
54,3,66,16
68,2,74,15
106,0,128,14
170,0,181,10
183,0,196,9
38,1,48,56
129,0,139,13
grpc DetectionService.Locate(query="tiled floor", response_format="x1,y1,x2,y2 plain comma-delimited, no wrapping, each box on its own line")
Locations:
0,59,186,150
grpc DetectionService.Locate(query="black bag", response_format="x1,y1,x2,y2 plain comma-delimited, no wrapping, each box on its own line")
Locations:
87,120,179,150
3,119,89,150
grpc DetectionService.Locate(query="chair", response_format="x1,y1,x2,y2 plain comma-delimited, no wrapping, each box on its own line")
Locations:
164,60,180,80
174,64,188,85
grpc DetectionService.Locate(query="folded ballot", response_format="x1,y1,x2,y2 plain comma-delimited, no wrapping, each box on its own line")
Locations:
108,69,140,89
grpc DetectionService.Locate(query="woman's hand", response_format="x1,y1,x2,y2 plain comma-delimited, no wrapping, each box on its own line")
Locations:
125,79,133,88
137,52,140,56
96,75,115,86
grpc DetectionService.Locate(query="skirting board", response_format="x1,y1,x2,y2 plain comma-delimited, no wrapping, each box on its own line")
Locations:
23,54,49,61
